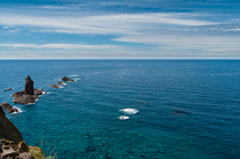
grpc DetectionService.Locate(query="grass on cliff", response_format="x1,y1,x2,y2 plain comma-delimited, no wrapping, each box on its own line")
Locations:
30,138,58,159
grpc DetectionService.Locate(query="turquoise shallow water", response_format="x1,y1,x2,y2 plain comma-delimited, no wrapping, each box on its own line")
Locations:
0,60,240,159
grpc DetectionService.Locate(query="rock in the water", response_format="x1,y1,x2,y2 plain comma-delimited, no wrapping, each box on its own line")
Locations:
61,76,75,82
25,75,34,95
0,111,23,144
12,89,44,105
49,85,62,89
0,103,18,114
19,153,36,159
57,82,66,85
4,88,12,92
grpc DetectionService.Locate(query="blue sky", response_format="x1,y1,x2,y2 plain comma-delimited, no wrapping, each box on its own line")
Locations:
0,0,240,59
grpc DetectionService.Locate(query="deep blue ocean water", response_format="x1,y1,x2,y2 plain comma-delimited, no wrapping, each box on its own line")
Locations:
0,60,240,159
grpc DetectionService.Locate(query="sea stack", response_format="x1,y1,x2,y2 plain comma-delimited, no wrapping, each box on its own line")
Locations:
25,75,34,95
12,76,44,105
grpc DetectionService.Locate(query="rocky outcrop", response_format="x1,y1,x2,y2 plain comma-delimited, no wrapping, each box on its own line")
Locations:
0,103,18,114
49,85,62,89
0,112,45,159
0,111,23,144
12,76,44,105
0,139,39,159
12,89,44,105
25,76,34,95
57,82,66,85
61,77,75,82
4,88,12,92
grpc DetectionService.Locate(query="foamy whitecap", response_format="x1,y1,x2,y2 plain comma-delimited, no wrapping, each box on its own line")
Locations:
119,116,129,120
119,108,139,114
70,75,79,77
12,106,23,114
74,78,80,81
27,103,35,105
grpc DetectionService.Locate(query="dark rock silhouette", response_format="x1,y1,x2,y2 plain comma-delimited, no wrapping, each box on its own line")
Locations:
25,75,34,95
61,76,75,82
0,103,18,114
0,106,5,116
4,88,12,92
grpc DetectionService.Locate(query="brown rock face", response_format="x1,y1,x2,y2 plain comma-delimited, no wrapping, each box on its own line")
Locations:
0,111,23,144
25,75,34,95
0,103,18,114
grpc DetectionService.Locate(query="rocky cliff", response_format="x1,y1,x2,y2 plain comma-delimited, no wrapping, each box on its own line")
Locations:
0,111,23,144
0,109,45,159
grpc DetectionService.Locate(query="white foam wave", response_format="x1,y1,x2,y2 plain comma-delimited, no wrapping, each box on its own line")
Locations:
61,82,67,85
119,108,139,114
119,116,129,120
12,106,23,114
27,103,35,105
74,78,81,81
70,75,79,77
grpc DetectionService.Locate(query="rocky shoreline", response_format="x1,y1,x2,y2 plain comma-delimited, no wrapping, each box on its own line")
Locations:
0,109,44,159
1,75,76,158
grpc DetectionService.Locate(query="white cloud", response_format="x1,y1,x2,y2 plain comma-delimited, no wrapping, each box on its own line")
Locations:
224,28,240,31
0,43,118,50
0,12,217,35
112,32,240,53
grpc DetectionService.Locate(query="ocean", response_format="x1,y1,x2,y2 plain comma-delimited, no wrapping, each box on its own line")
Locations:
0,60,240,159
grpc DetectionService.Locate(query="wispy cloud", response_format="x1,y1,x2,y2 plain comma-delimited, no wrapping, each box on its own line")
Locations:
0,12,217,35
112,30,240,53
0,43,118,50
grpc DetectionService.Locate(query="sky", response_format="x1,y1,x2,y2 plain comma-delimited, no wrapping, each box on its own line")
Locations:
0,0,240,59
